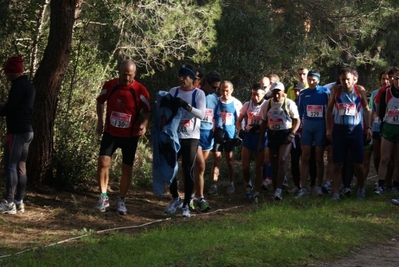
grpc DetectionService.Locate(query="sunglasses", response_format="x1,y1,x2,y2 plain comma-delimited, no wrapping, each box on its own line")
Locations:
209,84,219,90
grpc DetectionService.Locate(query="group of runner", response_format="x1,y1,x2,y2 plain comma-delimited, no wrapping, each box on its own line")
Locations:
92,60,399,218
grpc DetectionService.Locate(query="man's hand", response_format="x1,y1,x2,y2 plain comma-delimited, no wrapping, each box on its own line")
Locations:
96,120,103,135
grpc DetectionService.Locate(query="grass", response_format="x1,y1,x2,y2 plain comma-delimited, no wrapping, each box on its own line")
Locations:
1,192,398,267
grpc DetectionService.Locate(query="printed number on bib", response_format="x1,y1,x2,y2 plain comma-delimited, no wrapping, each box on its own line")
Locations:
338,103,356,116
306,105,323,118
178,120,192,133
268,118,285,130
203,109,214,122
386,110,399,124
221,112,233,125
110,111,132,128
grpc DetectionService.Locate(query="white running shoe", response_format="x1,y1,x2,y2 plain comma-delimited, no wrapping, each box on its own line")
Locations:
182,205,191,217
165,197,183,214
116,198,127,215
95,195,110,212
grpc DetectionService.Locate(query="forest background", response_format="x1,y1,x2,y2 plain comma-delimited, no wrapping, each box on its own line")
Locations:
0,0,398,190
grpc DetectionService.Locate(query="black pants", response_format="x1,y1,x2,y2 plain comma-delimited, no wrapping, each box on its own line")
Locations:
169,139,198,206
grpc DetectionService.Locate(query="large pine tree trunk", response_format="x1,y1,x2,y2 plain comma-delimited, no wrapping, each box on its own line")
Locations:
28,0,81,185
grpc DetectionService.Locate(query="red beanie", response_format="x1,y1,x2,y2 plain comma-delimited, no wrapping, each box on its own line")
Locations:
4,56,24,74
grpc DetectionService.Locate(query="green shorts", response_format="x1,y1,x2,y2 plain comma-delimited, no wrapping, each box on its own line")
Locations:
381,123,399,143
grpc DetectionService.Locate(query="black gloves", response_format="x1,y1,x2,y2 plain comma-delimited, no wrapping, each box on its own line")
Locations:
173,97,192,112
238,129,245,139
248,124,260,134
214,127,224,144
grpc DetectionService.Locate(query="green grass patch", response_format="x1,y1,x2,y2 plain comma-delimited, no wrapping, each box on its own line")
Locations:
1,195,398,267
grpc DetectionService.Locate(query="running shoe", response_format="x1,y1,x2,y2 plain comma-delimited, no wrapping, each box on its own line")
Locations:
322,181,332,194
15,201,25,213
245,185,253,199
261,179,272,191
314,186,323,196
208,184,218,196
296,187,309,199
116,198,127,215
332,193,340,201
374,186,384,195
189,198,195,210
165,197,183,214
182,205,191,218
358,188,365,201
391,199,399,206
253,194,259,204
197,199,211,212
340,187,352,197
289,187,300,195
227,183,235,194
274,190,283,201
0,200,16,215
95,195,109,212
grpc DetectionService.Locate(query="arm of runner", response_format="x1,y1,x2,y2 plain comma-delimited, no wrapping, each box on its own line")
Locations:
325,86,336,141
96,101,104,135
137,112,151,136
258,119,267,153
359,85,372,139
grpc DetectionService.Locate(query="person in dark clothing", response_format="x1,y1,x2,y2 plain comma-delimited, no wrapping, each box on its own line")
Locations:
0,56,35,214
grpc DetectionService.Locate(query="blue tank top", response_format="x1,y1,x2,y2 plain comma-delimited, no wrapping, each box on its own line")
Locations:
333,85,363,126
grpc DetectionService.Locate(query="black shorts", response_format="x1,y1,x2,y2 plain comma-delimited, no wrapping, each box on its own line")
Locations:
99,132,139,165
372,131,381,141
213,139,236,153
267,129,290,151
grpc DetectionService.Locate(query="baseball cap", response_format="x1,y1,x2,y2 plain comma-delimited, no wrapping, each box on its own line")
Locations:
270,82,285,91
294,82,306,90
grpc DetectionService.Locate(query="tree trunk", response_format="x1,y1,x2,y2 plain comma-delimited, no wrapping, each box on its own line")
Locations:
28,0,81,185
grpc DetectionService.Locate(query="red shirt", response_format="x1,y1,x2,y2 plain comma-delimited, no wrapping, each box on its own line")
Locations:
374,85,390,116
97,78,150,137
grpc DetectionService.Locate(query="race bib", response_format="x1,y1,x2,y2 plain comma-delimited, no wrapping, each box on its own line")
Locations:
268,118,285,130
248,113,261,126
338,103,356,116
110,111,132,128
222,112,233,125
306,105,323,117
203,109,214,123
177,120,192,133
386,109,399,124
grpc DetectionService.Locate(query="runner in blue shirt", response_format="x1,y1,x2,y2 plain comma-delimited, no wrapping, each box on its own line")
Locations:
296,71,330,198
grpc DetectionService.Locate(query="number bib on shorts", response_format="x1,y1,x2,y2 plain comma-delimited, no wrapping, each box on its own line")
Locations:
110,111,132,128
338,103,356,116
306,105,323,118
203,109,213,123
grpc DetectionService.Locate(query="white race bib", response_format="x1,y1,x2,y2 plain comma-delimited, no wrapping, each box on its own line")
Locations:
110,111,131,128
306,105,323,117
338,103,356,116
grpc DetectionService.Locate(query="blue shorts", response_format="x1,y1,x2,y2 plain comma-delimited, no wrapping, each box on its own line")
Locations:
332,124,363,164
242,131,267,151
199,129,214,151
301,120,326,147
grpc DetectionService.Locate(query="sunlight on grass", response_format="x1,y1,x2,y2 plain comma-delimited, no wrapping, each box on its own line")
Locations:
1,196,399,267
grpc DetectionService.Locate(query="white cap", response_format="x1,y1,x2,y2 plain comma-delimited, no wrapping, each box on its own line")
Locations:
271,82,285,92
